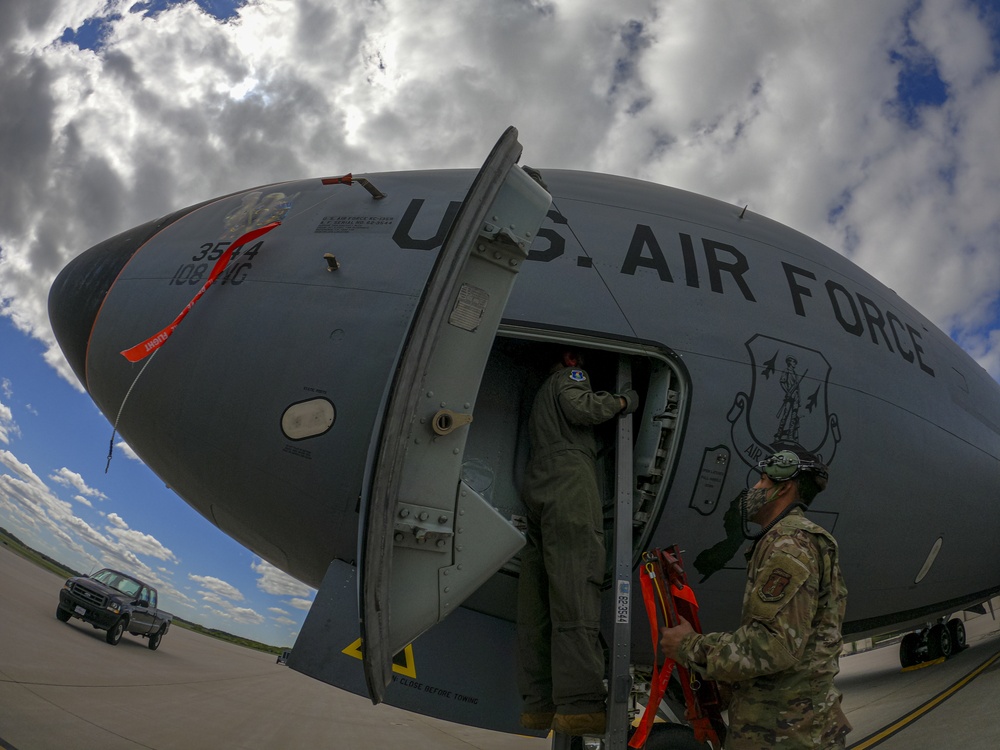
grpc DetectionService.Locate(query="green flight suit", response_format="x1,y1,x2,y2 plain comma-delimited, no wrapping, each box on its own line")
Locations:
677,508,851,749
517,366,623,715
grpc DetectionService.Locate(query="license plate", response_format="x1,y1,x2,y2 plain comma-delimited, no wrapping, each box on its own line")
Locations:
74,606,86,616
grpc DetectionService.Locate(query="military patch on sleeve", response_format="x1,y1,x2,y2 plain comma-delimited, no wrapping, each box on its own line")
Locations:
569,369,587,382
758,568,793,602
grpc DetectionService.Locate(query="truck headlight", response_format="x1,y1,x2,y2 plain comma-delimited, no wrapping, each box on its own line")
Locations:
107,602,121,614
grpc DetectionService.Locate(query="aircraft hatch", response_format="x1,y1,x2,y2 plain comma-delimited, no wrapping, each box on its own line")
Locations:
358,127,552,703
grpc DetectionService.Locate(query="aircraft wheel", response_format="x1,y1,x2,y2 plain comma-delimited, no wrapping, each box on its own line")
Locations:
56,606,71,622
899,632,922,668
642,723,712,749
947,618,966,652
927,623,952,660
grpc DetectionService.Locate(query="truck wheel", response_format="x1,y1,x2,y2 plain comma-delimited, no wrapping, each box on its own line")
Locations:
148,627,164,650
56,606,71,622
106,617,127,645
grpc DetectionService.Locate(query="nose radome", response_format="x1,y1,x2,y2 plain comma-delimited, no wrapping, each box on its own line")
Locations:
47,201,214,389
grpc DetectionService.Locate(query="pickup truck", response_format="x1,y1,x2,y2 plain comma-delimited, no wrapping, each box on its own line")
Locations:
57,568,171,649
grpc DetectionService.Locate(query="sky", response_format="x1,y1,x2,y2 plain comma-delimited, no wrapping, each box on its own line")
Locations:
1,0,999,646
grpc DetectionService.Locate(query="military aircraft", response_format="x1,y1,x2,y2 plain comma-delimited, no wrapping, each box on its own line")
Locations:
49,127,1000,746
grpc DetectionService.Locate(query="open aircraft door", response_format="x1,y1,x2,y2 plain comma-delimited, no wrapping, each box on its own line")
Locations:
359,127,552,703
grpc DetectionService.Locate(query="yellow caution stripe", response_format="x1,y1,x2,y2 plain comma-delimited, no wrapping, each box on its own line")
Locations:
900,656,945,672
342,638,417,679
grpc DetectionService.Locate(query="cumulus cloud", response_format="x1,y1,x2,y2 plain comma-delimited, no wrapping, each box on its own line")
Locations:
287,597,313,611
100,511,178,562
0,400,18,445
201,600,265,625
0,451,96,567
189,573,245,601
187,570,265,623
115,441,141,461
0,0,996,385
0,452,179,575
49,467,108,501
252,557,314,598
0,380,19,445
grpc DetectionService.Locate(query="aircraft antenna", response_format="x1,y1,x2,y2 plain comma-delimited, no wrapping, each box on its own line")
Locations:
105,348,160,473
550,198,649,352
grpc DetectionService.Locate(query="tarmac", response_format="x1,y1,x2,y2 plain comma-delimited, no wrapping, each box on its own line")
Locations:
839,604,1000,749
1,542,998,749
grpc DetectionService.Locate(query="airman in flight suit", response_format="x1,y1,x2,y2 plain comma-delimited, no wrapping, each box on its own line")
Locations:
517,350,637,737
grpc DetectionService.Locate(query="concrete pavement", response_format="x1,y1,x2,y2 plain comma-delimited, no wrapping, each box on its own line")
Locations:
3,543,999,749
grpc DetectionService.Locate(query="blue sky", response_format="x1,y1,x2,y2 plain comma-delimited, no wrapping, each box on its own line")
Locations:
1,0,316,645
2,0,1000,646
60,0,244,50
0,315,312,644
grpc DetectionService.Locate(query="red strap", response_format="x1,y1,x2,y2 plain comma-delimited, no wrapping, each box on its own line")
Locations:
673,582,698,607
630,553,723,750
630,658,676,748
120,222,281,362
629,566,664,748
677,667,711,744
321,173,353,185
673,591,721,749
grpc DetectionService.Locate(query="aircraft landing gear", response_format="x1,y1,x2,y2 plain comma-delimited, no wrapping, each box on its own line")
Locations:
947,617,967,651
899,632,922,668
926,623,952,660
898,617,967,668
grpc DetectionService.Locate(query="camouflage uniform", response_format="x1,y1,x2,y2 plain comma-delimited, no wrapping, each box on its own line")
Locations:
517,366,622,715
677,508,851,749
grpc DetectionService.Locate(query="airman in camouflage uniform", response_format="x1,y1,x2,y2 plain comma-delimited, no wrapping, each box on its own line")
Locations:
517,350,637,736
662,450,851,749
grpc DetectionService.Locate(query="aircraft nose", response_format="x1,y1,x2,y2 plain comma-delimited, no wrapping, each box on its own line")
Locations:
48,203,207,388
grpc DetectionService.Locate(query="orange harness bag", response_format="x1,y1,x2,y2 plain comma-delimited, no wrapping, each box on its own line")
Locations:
629,546,725,750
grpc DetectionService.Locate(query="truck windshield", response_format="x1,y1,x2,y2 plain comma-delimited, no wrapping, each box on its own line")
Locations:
92,570,142,598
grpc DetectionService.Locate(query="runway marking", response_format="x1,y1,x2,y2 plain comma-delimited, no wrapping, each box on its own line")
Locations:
849,647,1000,749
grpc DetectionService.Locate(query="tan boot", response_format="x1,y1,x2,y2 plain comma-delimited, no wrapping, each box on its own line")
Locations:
551,711,606,736
520,711,554,730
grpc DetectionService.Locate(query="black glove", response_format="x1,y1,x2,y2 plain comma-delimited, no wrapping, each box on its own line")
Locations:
619,389,639,415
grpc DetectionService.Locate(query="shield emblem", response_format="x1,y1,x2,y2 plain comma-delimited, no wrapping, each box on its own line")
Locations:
728,334,841,470
758,569,792,602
